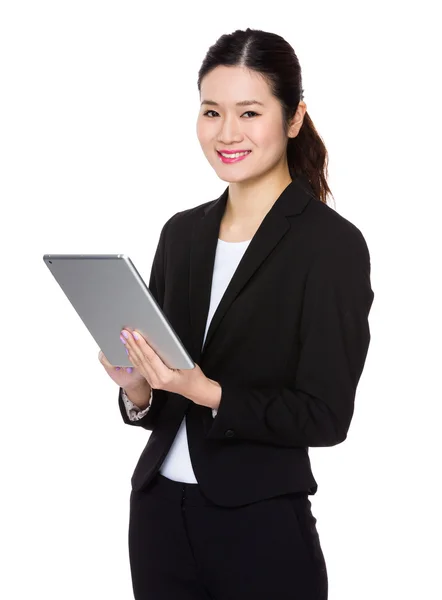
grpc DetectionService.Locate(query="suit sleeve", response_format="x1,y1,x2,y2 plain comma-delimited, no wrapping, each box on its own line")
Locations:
117,217,171,430
204,230,375,448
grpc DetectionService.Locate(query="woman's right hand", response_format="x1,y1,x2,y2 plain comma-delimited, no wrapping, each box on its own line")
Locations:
98,349,150,392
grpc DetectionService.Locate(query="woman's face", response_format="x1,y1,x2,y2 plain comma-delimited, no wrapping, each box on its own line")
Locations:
196,65,301,184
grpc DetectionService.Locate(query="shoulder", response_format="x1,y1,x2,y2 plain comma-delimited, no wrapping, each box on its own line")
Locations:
162,198,214,231
304,198,371,261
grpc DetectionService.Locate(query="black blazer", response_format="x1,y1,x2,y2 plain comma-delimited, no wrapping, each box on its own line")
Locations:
118,175,374,506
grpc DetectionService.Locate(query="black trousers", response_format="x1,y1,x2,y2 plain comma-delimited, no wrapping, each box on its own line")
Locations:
128,473,328,600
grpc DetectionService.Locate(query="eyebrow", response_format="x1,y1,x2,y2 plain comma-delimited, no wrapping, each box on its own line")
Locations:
200,99,265,107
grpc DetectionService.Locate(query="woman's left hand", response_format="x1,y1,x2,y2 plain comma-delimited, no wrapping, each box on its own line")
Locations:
120,328,221,408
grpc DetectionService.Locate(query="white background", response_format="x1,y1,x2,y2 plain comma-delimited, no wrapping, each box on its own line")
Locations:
1,1,441,598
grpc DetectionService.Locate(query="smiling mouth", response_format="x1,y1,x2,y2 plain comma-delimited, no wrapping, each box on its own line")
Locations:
216,150,252,163
217,150,252,158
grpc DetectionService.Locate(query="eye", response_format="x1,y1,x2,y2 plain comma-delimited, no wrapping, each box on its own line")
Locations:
202,110,260,118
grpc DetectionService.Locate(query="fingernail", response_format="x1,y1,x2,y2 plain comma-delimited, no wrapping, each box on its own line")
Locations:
126,367,133,373
120,335,126,344
115,367,121,370
125,348,129,355
133,332,139,340
122,331,130,339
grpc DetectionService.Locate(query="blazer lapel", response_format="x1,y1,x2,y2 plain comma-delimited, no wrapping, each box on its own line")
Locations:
189,175,315,362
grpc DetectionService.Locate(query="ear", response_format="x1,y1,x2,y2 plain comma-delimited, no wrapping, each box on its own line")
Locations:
288,101,307,138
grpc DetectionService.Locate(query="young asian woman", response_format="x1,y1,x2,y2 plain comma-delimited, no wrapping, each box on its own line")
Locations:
100,27,374,600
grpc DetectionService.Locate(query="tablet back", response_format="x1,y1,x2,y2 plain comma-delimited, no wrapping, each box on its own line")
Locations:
43,254,195,369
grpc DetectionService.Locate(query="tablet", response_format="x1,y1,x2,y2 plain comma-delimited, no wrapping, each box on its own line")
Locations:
43,254,195,369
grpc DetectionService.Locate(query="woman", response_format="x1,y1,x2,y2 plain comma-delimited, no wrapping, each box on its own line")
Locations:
99,28,374,600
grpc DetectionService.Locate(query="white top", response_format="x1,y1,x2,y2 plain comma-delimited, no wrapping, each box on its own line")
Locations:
121,237,252,483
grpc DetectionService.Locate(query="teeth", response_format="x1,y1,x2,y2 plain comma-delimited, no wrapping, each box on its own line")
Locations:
220,151,250,158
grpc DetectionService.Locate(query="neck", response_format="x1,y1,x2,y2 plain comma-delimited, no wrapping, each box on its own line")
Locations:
225,166,293,224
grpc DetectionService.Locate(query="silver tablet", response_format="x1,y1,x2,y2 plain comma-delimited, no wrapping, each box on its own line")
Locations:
43,254,195,369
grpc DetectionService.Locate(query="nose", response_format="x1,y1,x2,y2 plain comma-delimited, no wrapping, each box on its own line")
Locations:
216,114,243,145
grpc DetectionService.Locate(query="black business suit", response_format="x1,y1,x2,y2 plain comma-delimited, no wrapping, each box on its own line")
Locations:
119,175,374,599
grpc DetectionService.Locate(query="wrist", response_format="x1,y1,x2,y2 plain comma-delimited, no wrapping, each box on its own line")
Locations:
208,379,222,410
125,378,151,392
123,380,152,410
190,378,221,409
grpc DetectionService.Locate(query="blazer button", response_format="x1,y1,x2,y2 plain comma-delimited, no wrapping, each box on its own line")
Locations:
225,429,235,438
